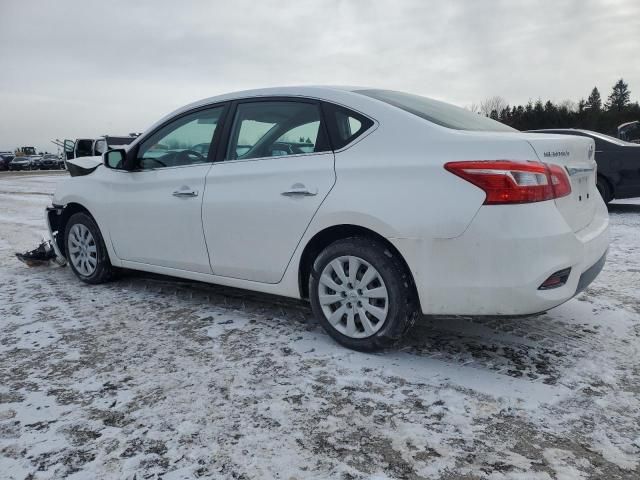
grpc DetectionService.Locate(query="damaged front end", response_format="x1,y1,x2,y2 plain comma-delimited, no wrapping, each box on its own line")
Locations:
44,205,67,265
14,206,66,267
65,156,102,177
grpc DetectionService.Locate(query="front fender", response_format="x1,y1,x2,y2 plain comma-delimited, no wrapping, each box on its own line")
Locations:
48,171,123,267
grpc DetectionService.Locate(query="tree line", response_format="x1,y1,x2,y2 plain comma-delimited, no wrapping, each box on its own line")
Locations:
472,79,639,135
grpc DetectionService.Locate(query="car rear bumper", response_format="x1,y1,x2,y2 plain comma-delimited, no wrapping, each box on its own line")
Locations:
392,198,609,316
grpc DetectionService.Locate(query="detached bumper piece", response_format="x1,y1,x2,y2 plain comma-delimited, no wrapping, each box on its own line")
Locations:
45,205,67,265
538,267,572,290
15,240,58,267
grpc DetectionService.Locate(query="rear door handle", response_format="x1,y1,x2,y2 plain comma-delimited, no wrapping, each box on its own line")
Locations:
172,187,198,197
281,183,318,197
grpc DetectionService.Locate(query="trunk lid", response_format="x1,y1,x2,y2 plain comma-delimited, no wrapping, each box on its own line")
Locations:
523,133,598,232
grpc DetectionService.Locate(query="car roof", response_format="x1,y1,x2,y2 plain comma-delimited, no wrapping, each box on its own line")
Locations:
130,86,378,149
167,85,367,117
190,85,362,103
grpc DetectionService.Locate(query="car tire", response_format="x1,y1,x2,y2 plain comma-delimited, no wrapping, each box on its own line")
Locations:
309,237,418,352
596,176,612,204
65,212,113,284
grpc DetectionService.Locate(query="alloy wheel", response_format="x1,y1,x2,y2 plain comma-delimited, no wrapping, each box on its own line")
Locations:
68,224,98,276
317,255,389,338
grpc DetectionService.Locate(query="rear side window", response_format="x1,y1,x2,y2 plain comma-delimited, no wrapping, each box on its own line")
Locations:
322,103,374,150
356,89,516,133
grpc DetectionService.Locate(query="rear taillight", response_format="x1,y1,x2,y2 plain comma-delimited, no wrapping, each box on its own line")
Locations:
546,163,572,199
444,160,572,205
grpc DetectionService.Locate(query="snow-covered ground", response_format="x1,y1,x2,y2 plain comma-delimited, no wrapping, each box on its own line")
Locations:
1,171,639,479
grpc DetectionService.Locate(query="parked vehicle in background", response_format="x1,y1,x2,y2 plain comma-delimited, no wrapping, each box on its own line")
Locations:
29,155,43,169
0,152,15,170
530,128,640,203
17,146,37,156
618,120,640,144
48,86,609,351
93,136,138,156
40,153,63,170
63,135,138,161
9,156,34,171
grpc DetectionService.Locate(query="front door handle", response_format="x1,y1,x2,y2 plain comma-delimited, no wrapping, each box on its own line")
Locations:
281,183,318,197
172,187,198,197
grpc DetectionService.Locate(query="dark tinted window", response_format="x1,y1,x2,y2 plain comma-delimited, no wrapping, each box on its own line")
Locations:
75,139,94,157
322,103,374,150
357,89,516,132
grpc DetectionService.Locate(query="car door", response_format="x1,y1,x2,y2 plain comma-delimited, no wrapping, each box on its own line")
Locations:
107,105,227,273
202,99,335,283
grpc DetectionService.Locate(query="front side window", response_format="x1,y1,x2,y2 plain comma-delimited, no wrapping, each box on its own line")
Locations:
137,106,224,170
226,101,328,161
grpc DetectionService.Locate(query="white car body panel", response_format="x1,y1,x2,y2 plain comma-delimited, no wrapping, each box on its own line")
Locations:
202,151,336,283
104,165,213,273
49,86,609,316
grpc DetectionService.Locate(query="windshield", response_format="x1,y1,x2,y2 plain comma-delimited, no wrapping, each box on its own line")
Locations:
356,89,517,132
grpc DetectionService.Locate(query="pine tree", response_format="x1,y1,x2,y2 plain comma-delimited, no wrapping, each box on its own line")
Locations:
577,99,586,113
586,87,602,111
606,78,631,111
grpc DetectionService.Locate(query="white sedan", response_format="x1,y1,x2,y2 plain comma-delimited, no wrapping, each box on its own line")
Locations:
47,86,609,351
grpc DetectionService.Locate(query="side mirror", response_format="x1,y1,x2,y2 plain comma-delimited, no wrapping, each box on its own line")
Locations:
104,149,127,170
63,139,75,152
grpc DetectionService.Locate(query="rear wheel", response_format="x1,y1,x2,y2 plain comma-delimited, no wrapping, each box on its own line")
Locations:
309,237,417,351
65,212,113,284
596,176,612,204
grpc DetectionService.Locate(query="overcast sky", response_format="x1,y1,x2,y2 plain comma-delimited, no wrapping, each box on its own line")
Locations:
1,0,639,152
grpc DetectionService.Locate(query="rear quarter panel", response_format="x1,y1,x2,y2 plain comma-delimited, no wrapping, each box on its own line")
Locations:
311,114,539,240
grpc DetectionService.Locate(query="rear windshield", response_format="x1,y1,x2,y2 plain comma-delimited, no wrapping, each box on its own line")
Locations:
356,89,517,132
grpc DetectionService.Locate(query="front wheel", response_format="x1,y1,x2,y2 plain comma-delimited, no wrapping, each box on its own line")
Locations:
65,212,113,284
309,237,418,352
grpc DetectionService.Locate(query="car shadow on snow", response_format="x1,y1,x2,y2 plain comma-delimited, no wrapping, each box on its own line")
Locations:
115,270,596,387
608,202,640,214
397,314,596,385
